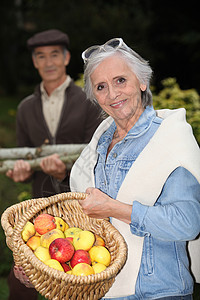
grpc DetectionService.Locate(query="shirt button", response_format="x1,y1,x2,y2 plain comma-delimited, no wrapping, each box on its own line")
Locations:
113,153,117,158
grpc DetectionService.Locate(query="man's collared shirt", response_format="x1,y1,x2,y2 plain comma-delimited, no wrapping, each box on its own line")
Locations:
41,75,71,137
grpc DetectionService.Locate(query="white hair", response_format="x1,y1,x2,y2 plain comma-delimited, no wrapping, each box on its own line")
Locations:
83,44,153,108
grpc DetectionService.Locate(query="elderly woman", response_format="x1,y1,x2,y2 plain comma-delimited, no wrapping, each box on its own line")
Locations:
70,38,200,299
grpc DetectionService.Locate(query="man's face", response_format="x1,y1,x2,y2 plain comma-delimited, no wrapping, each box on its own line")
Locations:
32,45,70,85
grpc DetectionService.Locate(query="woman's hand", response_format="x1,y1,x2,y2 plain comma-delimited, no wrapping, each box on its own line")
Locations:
78,187,132,223
78,187,113,219
13,265,34,288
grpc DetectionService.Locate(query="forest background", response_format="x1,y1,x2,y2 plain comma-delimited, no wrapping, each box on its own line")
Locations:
0,0,200,299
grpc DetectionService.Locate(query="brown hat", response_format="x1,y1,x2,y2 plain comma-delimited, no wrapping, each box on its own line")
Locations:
27,29,70,50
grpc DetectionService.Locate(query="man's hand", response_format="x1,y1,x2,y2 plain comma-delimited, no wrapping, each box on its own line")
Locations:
13,265,34,288
40,153,66,181
6,160,33,182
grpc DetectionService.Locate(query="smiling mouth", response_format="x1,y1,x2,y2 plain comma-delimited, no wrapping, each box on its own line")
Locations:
45,68,56,73
110,99,127,107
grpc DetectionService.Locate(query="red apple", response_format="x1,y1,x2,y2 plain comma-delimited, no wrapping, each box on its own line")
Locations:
61,262,71,272
34,213,56,235
70,249,91,268
65,237,73,244
49,238,75,263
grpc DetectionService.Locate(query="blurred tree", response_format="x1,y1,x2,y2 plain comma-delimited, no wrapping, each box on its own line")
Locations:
153,78,200,145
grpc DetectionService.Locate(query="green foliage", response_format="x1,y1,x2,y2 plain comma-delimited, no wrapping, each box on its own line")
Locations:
17,191,32,202
153,78,200,145
75,74,84,88
0,277,9,300
0,96,32,279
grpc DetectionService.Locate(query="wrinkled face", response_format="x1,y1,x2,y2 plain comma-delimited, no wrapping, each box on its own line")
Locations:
91,55,146,125
32,45,70,84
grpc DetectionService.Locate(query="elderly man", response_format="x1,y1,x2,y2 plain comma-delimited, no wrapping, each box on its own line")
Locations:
6,29,102,300
7,29,102,198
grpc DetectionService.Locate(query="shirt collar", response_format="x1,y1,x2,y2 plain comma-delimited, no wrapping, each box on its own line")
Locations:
127,105,156,138
97,106,156,152
40,75,71,99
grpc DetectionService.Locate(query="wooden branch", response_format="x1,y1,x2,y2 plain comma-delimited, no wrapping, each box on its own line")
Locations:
0,144,87,160
0,154,80,173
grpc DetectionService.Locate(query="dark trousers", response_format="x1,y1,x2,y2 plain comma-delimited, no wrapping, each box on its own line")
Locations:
7,266,38,300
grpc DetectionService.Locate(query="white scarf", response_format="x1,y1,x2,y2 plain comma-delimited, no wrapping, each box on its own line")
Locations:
70,108,200,297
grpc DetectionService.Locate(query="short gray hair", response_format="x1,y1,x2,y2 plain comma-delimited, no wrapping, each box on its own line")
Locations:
83,42,153,108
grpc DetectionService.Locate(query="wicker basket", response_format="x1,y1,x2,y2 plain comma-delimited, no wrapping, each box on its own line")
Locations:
1,192,127,300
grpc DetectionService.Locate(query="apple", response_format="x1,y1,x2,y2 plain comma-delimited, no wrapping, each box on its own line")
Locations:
49,238,75,263
70,249,91,268
34,245,51,262
35,231,41,237
45,259,64,272
65,237,73,244
89,246,111,267
71,263,94,276
40,228,65,248
92,262,107,274
26,235,41,251
64,227,82,238
34,213,56,235
54,217,69,232
73,230,95,251
21,221,36,242
94,234,105,247
61,262,71,272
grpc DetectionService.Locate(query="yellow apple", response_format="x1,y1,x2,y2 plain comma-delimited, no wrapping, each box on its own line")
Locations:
73,230,95,251
92,262,107,274
35,231,41,237
44,259,64,272
64,227,82,239
54,217,69,232
26,235,41,251
34,246,51,262
71,263,94,276
40,228,65,248
89,246,111,266
21,221,36,242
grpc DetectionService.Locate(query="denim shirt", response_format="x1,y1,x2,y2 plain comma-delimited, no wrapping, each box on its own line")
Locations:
95,106,200,299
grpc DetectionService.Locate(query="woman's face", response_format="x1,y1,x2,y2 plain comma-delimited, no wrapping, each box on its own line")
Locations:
91,55,146,126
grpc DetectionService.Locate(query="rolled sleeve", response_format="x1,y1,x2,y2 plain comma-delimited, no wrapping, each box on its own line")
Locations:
130,201,149,237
